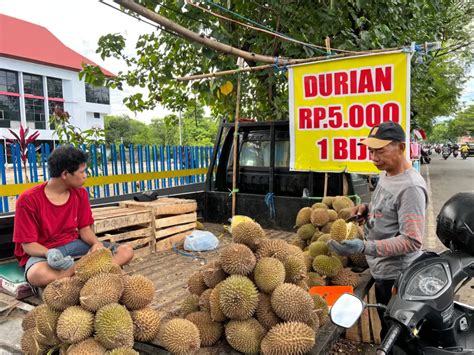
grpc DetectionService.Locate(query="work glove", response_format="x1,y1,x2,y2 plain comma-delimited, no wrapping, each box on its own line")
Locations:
46,248,74,270
328,239,365,256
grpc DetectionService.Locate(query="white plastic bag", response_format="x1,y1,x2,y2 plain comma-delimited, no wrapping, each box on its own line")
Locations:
184,230,219,252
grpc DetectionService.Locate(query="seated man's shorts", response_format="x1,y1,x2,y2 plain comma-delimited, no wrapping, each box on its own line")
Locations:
24,239,118,282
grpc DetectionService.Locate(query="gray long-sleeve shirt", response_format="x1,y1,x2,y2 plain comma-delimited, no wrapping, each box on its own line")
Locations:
364,167,428,280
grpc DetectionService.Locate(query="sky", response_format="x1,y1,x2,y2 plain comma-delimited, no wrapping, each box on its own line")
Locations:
1,0,472,123
0,0,171,123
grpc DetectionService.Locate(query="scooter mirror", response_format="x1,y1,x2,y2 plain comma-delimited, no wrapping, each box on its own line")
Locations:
330,293,365,328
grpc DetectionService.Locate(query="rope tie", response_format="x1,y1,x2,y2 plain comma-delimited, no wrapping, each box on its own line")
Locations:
264,192,276,219
172,243,207,264
272,57,288,73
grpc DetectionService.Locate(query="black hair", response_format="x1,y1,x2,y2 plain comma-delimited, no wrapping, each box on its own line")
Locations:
47,146,88,178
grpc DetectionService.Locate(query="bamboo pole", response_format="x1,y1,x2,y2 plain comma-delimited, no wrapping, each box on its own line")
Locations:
115,0,281,64
176,48,403,82
232,67,242,217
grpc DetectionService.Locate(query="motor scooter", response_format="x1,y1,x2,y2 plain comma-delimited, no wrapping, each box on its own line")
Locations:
330,194,474,355
442,149,451,160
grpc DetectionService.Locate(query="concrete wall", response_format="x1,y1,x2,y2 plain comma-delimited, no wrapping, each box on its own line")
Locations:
0,57,110,141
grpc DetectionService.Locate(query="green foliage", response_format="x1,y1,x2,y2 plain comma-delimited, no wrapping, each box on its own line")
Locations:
428,104,474,143
105,108,217,146
49,106,105,147
83,0,473,129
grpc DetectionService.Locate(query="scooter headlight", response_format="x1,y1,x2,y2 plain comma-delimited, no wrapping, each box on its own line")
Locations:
403,262,451,301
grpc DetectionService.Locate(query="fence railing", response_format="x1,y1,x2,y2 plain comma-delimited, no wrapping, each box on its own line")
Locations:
0,143,215,213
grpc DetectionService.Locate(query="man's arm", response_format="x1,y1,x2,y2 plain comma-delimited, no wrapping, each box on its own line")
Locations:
79,226,103,252
22,242,48,257
365,186,427,257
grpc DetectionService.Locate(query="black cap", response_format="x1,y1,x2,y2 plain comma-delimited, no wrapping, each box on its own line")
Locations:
359,121,406,149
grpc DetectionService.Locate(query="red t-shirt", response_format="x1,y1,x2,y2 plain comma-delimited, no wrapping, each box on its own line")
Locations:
13,183,94,267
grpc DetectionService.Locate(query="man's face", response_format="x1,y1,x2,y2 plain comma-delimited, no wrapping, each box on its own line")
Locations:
64,162,87,187
368,142,403,171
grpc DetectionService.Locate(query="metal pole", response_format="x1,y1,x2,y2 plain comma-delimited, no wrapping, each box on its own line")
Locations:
179,110,182,146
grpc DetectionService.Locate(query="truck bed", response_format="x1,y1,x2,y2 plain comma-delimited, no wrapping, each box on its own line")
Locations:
125,223,296,318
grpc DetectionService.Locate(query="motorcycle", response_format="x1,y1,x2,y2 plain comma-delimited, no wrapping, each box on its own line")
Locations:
330,193,474,355
461,151,469,160
453,149,459,158
442,148,451,160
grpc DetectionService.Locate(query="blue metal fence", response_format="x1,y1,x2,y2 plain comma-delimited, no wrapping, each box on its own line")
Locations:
0,143,214,213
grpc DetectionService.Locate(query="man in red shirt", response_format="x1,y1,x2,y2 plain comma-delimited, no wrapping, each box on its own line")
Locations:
13,146,133,287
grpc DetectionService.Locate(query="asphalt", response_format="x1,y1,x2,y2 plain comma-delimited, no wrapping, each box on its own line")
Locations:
421,152,474,305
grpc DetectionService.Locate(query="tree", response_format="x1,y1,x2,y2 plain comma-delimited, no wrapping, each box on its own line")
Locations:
452,104,474,136
104,114,148,146
83,0,473,129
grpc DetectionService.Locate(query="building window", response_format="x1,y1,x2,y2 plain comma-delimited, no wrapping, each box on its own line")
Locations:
23,73,44,96
25,98,46,129
85,84,110,104
94,112,101,119
0,95,20,128
47,77,63,98
0,70,19,93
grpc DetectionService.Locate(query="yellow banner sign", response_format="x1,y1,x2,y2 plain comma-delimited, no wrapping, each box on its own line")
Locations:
289,51,410,173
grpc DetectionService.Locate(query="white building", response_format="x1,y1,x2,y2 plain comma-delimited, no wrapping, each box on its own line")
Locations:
0,14,113,142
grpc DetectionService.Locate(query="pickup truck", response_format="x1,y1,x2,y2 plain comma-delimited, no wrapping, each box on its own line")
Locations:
0,120,372,353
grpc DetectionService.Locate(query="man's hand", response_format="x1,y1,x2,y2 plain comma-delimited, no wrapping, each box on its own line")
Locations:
89,242,104,254
46,249,74,270
347,204,369,222
328,239,365,256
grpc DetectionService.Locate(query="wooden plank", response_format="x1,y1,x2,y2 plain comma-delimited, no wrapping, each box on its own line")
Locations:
97,227,154,243
155,212,197,229
93,211,153,233
128,236,152,249
120,198,197,216
155,231,192,252
368,285,382,345
93,208,149,220
360,295,371,343
345,321,361,342
149,207,157,252
155,222,196,240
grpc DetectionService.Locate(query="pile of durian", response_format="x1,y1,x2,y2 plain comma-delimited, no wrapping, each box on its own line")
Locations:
171,220,330,354
293,195,368,290
20,248,159,355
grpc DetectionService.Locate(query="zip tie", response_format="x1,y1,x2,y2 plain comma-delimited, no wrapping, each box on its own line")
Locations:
272,57,288,73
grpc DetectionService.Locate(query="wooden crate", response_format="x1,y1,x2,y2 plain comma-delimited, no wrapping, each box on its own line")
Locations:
345,285,382,345
92,206,156,259
120,198,197,251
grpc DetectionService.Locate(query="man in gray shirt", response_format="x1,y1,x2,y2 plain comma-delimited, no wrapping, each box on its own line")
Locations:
329,121,428,337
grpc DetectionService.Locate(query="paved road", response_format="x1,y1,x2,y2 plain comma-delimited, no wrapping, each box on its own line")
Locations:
421,152,474,305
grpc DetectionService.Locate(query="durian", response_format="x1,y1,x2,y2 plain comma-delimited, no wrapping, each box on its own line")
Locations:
311,202,328,210
312,255,343,277
159,319,200,354
255,239,290,263
179,293,200,317
121,274,155,310
330,268,360,288
201,261,226,288
186,311,223,347
80,273,123,312
187,271,207,296
297,224,317,241
130,307,161,342
271,283,313,323
255,293,281,330
260,322,316,355
332,196,355,212
232,220,266,251
225,318,266,353
56,306,94,344
310,208,330,227
219,243,256,275
308,241,329,257
295,207,312,227
95,303,134,349
254,257,285,293
67,338,106,355
74,248,113,282
219,275,259,320
42,276,83,311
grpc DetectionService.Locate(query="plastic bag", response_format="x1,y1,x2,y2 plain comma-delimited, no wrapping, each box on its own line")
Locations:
184,230,219,252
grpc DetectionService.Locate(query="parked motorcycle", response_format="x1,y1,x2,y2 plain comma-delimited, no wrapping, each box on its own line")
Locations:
453,149,459,158
461,151,469,160
330,192,474,355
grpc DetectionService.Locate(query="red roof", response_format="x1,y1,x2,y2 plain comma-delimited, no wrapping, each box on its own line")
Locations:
0,14,114,77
